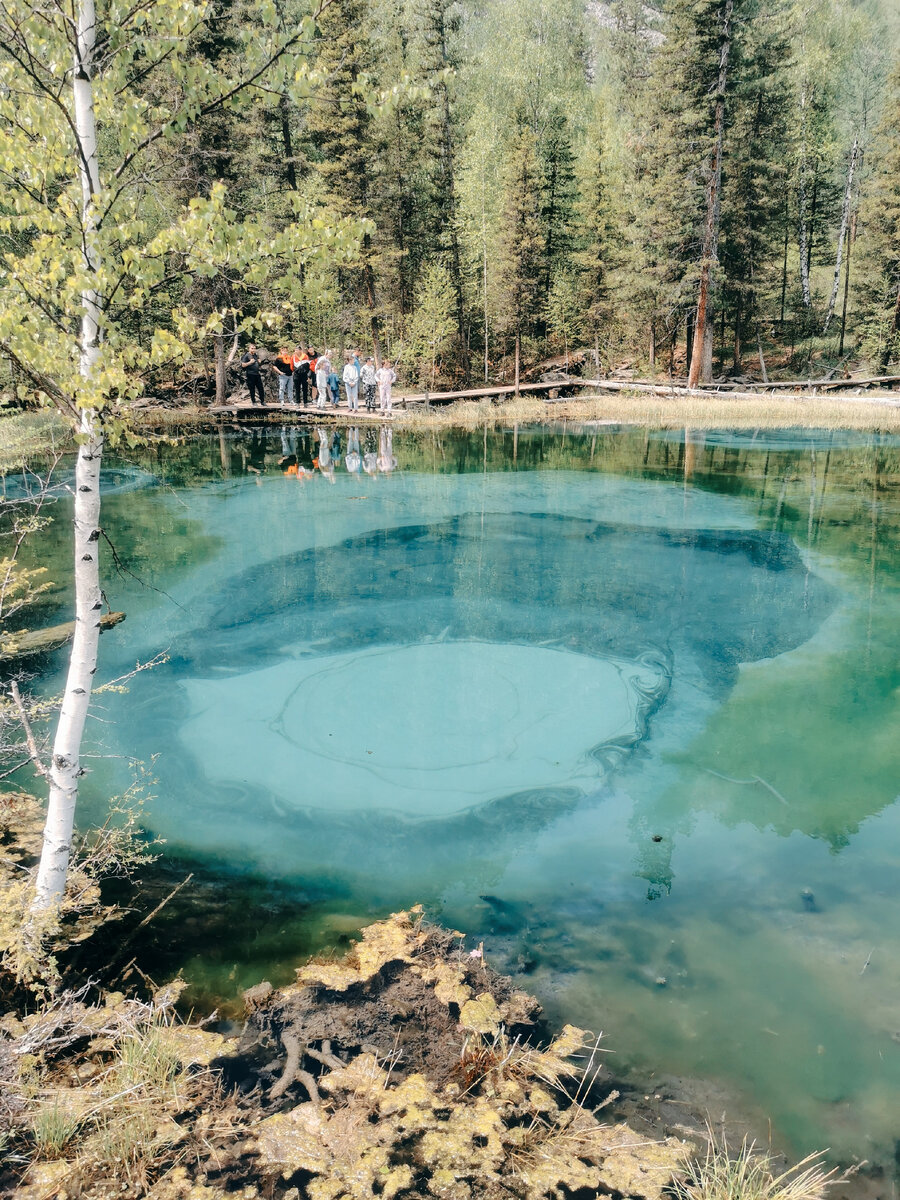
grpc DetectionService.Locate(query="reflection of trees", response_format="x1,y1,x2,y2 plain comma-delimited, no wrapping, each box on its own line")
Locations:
129,507,836,905
73,426,900,896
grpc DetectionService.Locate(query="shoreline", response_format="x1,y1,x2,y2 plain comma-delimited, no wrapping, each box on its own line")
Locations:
131,389,900,433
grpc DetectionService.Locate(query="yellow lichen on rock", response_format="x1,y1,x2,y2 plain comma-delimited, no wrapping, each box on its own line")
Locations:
459,991,501,1035
517,1108,687,1200
595,1122,688,1199
296,907,428,992
320,1051,388,1100
419,1096,505,1179
154,1024,237,1066
145,1164,235,1199
415,959,472,1008
378,1070,438,1124
255,1099,415,1199
14,1159,75,1200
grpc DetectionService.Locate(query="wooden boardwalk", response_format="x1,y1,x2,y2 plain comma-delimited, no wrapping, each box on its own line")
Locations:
211,378,585,417
209,371,900,418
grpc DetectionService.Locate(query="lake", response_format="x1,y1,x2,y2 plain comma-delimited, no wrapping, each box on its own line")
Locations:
20,421,900,1174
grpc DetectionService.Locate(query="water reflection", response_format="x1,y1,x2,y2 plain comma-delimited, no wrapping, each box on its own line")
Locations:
24,423,900,1171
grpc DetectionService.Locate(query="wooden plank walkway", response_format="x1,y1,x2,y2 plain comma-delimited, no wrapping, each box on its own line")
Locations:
209,371,900,417
211,379,582,416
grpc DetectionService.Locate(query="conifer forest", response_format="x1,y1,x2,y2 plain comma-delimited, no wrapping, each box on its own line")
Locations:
3,0,900,397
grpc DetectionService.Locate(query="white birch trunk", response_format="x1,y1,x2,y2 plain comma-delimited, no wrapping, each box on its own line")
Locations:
33,0,105,910
822,138,859,334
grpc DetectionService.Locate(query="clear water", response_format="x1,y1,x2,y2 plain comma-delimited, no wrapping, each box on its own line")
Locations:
19,423,900,1171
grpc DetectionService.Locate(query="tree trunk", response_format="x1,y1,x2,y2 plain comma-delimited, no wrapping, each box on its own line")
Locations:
880,281,900,372
432,7,467,378
34,0,105,910
838,212,855,358
688,0,733,389
780,195,789,324
823,138,859,333
649,321,656,372
214,330,226,406
797,83,813,312
482,167,489,383
685,310,694,373
34,426,104,909
362,253,383,367
279,93,297,191
806,164,819,282
733,305,742,374
514,330,521,396
756,328,769,383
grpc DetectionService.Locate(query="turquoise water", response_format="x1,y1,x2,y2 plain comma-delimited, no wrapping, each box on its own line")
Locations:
20,423,900,1171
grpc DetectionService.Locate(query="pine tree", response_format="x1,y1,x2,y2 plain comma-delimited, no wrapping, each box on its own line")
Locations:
573,114,616,371
414,0,468,366
495,123,545,390
538,108,578,330
860,61,900,368
305,0,383,359
719,0,792,373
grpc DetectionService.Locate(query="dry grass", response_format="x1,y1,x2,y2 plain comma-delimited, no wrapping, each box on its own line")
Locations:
392,391,900,431
673,1129,835,1200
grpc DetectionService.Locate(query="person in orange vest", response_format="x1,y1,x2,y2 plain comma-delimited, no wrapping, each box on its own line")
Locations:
272,348,294,405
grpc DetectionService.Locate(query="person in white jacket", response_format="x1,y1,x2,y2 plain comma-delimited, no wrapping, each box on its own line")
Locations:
342,358,360,411
375,360,397,413
315,351,332,410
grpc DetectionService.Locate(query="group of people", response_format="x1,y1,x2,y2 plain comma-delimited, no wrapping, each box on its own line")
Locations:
240,345,398,413
278,425,398,479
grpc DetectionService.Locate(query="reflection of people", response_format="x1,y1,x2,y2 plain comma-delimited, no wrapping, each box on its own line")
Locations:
361,358,377,411
297,428,315,472
315,427,335,482
362,428,377,476
377,425,397,474
345,427,361,474
241,344,265,406
376,360,396,414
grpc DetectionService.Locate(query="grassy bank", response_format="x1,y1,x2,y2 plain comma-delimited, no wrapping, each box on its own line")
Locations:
5,392,900,455
392,391,900,431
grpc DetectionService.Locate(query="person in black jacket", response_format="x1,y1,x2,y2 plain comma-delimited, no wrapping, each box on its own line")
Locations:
241,344,265,406
292,347,311,407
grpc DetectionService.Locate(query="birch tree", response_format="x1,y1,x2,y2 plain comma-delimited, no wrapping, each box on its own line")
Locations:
0,0,360,911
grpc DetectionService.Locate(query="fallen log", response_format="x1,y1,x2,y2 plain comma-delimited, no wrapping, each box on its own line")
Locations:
567,377,900,403
0,611,125,663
